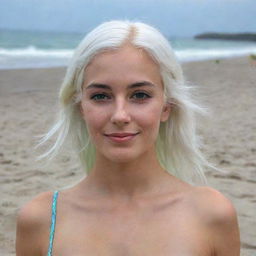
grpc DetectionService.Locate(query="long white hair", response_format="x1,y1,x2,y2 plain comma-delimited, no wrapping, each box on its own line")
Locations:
37,20,214,185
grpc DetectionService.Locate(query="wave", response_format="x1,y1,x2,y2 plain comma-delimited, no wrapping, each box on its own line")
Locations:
0,45,73,58
0,44,256,69
176,45,256,62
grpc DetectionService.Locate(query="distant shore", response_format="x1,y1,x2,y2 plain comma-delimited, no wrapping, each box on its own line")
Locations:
195,32,256,42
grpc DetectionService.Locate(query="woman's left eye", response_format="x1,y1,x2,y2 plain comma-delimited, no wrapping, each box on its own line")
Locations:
132,92,151,100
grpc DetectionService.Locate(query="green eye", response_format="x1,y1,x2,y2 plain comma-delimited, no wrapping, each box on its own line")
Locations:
90,94,109,100
132,92,151,99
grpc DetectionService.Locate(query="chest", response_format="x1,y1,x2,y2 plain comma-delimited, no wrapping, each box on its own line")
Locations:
45,204,212,256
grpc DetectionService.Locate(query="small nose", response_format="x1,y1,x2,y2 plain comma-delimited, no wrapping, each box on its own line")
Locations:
110,99,131,126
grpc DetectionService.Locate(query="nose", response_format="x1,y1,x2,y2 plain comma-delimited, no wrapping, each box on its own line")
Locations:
110,99,131,126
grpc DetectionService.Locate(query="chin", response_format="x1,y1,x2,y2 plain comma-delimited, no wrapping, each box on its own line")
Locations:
104,150,142,163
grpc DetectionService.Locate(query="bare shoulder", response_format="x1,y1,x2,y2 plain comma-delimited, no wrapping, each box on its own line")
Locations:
16,191,54,256
190,186,237,221
189,186,240,255
17,191,53,222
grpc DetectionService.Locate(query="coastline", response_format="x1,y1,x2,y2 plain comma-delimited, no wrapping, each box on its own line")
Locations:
0,56,255,255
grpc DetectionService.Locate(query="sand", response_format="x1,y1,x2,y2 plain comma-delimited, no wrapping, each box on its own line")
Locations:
0,57,255,255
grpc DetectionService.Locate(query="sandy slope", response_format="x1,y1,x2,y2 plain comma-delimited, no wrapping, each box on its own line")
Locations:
0,57,255,255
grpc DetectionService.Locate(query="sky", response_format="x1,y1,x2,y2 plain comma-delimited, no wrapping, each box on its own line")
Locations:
1,0,256,37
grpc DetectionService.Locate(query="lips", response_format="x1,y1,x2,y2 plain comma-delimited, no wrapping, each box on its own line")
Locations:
105,133,139,143
105,132,139,137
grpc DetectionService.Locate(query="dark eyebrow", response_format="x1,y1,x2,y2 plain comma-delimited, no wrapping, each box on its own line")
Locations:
85,81,156,90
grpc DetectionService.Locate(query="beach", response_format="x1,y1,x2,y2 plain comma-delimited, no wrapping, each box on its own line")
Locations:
0,57,255,255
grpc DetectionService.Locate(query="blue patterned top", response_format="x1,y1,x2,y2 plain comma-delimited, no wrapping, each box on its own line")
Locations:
47,190,59,256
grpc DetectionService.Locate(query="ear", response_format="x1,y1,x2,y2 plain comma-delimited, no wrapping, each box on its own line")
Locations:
79,102,86,120
160,102,171,122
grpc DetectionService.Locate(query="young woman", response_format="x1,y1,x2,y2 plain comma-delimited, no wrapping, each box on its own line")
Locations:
16,20,240,256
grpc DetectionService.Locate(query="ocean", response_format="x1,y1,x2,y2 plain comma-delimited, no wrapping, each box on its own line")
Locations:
0,29,256,70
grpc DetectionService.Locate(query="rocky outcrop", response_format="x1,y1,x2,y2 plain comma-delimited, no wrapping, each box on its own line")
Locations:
195,33,256,42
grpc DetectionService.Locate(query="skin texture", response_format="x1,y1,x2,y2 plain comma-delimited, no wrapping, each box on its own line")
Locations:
16,45,240,256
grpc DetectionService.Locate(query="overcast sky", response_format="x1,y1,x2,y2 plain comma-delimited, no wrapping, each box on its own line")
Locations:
1,0,256,37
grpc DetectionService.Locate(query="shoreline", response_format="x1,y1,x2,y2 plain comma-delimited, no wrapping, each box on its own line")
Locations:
1,52,255,71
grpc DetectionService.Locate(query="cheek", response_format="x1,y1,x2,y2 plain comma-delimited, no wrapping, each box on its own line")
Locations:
133,104,163,130
81,103,107,134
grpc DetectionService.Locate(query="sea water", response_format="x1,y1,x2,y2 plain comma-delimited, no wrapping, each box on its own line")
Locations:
0,29,256,69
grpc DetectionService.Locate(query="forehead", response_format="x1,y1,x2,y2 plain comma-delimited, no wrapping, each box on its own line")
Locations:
83,45,162,88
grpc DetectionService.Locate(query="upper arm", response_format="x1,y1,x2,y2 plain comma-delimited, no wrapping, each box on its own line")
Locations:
196,187,240,256
16,192,52,256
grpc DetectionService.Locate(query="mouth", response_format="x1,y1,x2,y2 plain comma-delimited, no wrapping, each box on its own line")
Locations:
104,132,140,143
104,132,140,137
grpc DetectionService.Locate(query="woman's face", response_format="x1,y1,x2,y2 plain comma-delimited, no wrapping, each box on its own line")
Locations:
80,45,171,163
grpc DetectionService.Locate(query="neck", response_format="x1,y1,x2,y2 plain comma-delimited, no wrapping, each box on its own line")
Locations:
83,148,173,201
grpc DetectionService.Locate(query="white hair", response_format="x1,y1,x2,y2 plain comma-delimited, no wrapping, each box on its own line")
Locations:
37,20,215,185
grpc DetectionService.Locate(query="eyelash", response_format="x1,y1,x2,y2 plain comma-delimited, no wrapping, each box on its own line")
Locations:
90,92,152,102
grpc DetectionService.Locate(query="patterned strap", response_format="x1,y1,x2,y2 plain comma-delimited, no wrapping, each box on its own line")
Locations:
47,190,59,256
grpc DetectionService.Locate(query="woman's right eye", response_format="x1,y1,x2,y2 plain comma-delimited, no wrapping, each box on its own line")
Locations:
90,94,109,101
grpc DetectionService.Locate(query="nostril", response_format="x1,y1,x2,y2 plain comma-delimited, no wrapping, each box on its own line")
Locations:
111,112,131,124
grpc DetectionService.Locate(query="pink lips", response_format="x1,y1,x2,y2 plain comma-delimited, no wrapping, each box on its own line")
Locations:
106,132,139,137
105,132,139,143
